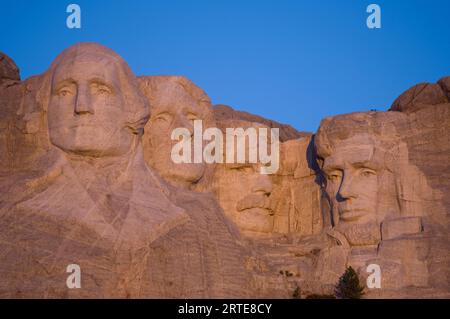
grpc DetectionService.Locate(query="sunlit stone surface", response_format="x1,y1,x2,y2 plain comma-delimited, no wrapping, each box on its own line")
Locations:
0,44,448,298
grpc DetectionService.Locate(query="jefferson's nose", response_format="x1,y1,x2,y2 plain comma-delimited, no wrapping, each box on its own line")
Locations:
337,172,357,200
74,87,94,115
173,115,194,136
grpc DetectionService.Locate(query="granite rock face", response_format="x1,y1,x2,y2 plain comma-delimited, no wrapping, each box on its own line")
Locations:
0,52,20,84
0,44,254,298
390,78,449,113
139,75,216,190
0,43,448,298
214,104,309,142
314,102,450,297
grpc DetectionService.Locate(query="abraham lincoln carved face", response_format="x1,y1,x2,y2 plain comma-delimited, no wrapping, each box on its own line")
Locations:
321,135,379,226
314,113,408,246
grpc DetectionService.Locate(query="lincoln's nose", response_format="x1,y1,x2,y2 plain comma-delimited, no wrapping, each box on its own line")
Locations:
337,172,357,201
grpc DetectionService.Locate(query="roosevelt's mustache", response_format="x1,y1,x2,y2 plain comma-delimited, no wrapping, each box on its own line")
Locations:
236,193,273,212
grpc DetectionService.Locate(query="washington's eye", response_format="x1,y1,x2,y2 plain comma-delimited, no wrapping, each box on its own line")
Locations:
360,168,376,177
92,84,112,95
98,86,111,94
57,88,72,97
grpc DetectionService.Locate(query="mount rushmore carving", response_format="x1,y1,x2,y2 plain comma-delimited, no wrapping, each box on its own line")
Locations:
0,43,448,298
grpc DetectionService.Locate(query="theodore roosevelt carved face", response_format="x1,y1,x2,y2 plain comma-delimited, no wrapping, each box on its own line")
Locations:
211,120,275,236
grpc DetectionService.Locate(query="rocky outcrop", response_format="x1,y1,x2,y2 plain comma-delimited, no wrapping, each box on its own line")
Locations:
0,52,20,84
0,43,448,298
389,77,449,113
214,104,308,142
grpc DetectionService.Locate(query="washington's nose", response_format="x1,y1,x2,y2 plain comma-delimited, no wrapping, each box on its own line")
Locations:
337,172,357,200
74,87,94,115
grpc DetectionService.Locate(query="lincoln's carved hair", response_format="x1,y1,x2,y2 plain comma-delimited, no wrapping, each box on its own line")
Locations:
36,42,150,136
314,111,408,173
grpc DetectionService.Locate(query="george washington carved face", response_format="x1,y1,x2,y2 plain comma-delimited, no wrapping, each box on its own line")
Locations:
43,43,148,158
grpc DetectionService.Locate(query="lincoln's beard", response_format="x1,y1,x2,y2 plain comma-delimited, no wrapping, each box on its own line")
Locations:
336,220,381,246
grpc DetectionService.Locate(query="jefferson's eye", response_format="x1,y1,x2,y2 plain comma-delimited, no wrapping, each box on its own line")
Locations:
187,113,199,123
153,113,171,123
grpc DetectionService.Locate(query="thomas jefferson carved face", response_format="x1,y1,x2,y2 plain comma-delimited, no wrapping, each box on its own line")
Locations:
142,76,213,187
47,53,134,157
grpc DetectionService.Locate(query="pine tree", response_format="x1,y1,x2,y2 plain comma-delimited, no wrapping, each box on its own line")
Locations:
292,286,301,299
335,266,365,299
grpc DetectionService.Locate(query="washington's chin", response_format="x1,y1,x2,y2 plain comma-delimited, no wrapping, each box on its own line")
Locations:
50,128,133,157
51,140,130,157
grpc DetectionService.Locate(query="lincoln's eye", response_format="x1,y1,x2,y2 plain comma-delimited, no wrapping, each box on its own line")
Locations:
360,168,376,177
360,168,377,177
327,172,342,182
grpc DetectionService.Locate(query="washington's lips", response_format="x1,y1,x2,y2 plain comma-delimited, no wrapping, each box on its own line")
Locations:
69,122,100,128
51,122,99,129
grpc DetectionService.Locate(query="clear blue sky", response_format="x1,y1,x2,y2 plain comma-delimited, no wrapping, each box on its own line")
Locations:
1,0,449,132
